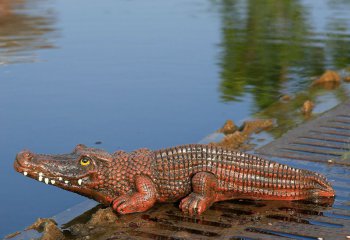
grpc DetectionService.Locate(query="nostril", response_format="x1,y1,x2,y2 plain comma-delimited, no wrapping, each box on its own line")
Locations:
23,151,33,159
17,150,34,165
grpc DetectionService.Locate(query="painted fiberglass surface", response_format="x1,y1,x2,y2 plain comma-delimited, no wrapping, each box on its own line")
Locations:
1,0,350,237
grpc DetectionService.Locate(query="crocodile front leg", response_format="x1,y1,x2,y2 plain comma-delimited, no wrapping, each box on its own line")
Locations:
112,175,157,214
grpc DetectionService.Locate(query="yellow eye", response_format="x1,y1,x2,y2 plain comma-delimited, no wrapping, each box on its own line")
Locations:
80,157,91,166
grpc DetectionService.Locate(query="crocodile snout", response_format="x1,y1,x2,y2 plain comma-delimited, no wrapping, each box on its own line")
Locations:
15,150,35,168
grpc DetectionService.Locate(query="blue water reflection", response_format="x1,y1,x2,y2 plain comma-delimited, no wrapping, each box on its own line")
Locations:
1,0,350,237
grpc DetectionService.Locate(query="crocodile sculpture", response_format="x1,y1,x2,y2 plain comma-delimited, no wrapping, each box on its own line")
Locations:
14,144,335,216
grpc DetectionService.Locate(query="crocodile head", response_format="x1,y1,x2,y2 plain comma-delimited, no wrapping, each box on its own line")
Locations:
14,144,119,205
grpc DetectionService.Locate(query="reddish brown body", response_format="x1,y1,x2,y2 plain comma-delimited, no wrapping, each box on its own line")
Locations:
14,144,335,216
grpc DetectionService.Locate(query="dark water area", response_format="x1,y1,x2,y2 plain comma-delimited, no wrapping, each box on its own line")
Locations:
1,0,350,237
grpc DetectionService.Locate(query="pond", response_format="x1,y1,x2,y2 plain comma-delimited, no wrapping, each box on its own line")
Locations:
1,0,350,237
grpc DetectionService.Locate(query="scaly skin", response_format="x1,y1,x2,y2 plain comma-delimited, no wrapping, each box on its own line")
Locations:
14,144,335,216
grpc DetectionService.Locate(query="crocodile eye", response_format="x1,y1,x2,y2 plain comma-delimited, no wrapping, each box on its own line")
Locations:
80,157,91,166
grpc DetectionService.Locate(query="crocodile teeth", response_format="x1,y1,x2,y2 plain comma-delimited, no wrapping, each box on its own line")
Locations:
39,172,43,176
45,178,49,184
59,177,63,181
23,172,28,176
38,176,43,181
78,179,82,185
51,180,55,184
65,180,69,184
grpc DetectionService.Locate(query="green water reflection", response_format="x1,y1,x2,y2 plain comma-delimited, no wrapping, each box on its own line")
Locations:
215,0,350,109
0,0,56,64
1,0,350,237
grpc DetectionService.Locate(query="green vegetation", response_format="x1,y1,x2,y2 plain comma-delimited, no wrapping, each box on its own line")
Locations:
214,0,350,110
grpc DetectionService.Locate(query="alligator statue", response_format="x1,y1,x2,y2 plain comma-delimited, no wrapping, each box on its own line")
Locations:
14,144,335,216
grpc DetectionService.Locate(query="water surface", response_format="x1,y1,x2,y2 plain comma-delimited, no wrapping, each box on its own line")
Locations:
1,0,350,237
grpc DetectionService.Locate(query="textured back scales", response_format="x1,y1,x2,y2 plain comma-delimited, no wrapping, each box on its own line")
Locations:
153,144,330,199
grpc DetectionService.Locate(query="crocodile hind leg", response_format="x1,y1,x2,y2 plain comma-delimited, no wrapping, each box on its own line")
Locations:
179,172,218,216
112,175,157,214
